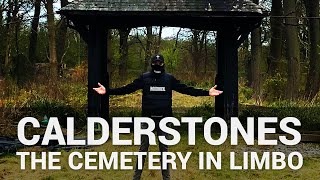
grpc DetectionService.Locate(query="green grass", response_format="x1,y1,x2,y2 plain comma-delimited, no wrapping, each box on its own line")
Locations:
1,80,320,137
1,78,320,179
0,133,319,180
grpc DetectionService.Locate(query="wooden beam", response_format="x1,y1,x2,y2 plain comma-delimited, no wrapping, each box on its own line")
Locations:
87,23,108,119
215,29,239,122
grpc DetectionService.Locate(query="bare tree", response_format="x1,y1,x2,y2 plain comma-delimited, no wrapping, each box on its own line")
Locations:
0,0,6,77
155,26,162,54
107,29,113,86
4,0,19,73
250,34,261,99
190,29,206,75
304,0,320,99
118,28,131,80
268,0,283,75
283,0,300,100
250,0,262,100
45,0,58,80
56,0,69,75
243,39,252,86
144,26,152,71
28,0,41,65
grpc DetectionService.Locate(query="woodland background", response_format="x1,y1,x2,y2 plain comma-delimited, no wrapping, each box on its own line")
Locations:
1,1,320,179
0,0,320,134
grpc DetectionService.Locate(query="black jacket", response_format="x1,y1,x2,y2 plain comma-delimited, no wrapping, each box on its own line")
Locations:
109,72,209,116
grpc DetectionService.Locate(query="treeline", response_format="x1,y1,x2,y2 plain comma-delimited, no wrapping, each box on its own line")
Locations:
0,0,319,102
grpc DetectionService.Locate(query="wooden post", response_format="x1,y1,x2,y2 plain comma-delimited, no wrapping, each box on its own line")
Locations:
87,23,108,120
215,29,239,121
100,29,109,122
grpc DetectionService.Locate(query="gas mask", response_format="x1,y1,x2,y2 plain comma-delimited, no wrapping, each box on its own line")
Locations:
151,54,165,74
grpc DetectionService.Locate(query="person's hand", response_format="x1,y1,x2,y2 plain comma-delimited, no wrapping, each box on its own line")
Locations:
209,85,223,96
93,82,106,95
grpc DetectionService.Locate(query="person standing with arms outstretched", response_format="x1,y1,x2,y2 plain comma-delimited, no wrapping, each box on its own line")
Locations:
94,54,222,180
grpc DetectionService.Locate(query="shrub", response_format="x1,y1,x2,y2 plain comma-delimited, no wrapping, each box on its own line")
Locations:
262,73,287,101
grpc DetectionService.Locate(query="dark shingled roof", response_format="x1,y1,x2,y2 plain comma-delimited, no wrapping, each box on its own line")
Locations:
61,0,263,13
58,0,264,30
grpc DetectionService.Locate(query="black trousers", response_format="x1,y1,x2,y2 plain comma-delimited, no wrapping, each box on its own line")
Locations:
133,116,170,180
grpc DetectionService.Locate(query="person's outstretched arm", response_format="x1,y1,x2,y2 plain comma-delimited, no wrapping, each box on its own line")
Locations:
172,76,223,97
93,75,144,95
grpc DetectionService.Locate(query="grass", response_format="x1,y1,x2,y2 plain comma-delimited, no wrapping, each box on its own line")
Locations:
1,76,320,179
1,78,320,136
0,133,320,180
110,92,320,131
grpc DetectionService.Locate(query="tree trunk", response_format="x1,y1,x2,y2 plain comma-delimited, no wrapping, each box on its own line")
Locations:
0,2,3,30
190,30,206,75
118,28,131,81
155,26,162,54
304,0,320,99
283,0,300,100
46,0,58,81
268,0,283,75
28,0,41,65
144,26,152,71
0,0,6,77
56,0,69,75
243,39,252,86
173,28,181,53
204,36,208,73
251,0,262,100
199,31,206,75
191,30,199,75
4,0,14,73
107,29,113,87
251,27,262,100
13,0,21,55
